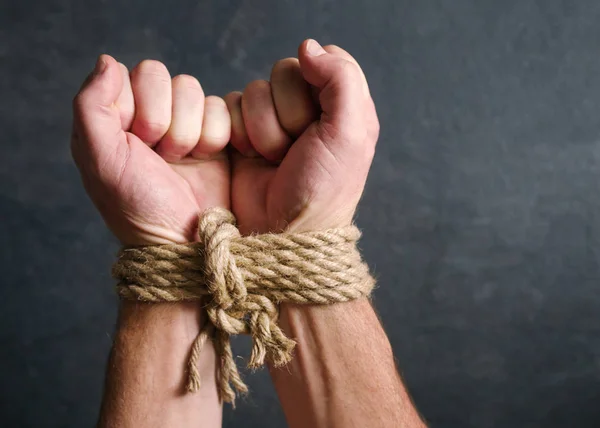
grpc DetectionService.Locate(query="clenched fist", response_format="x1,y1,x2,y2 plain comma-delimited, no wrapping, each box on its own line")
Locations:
229,39,379,235
72,58,231,246
72,39,379,246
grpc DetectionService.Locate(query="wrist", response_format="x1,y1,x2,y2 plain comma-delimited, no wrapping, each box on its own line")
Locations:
108,207,209,247
100,301,222,428
116,301,202,341
113,301,207,388
113,221,199,247
271,208,357,235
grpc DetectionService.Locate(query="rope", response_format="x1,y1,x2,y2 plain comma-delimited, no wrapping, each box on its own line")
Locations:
113,208,375,406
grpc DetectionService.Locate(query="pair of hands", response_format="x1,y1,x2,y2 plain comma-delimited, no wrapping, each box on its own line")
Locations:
72,39,379,246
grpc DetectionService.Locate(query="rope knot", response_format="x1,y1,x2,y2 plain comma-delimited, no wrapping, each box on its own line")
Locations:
198,209,246,330
198,209,295,374
113,207,375,407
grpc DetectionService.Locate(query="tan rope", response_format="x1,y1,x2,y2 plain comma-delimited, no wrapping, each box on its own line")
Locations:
113,207,375,406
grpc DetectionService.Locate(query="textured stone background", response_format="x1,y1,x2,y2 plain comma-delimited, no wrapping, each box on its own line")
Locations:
2,0,600,426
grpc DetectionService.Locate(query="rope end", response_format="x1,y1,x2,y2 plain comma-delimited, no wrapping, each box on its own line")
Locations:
186,372,202,393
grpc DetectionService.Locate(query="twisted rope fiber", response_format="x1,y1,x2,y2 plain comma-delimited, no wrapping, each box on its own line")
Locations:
113,208,375,405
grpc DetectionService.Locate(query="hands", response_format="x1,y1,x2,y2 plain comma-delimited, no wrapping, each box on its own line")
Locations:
72,39,379,247
73,39,407,428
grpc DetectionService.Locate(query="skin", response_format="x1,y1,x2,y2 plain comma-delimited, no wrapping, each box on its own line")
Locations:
72,39,425,427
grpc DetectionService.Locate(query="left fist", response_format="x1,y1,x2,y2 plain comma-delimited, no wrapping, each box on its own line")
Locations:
71,57,232,246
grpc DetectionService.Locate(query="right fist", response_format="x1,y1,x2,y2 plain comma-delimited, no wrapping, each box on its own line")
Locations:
71,56,231,246
227,39,380,235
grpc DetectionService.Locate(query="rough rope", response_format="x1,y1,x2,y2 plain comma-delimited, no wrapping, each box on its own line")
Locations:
113,207,375,405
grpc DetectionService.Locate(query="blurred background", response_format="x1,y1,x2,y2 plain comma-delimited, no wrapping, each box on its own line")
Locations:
2,0,600,426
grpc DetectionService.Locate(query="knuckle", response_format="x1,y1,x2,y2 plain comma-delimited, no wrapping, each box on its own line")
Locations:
271,57,299,76
167,136,195,151
133,60,171,82
225,90,242,98
72,86,93,112
324,45,360,67
244,79,270,95
331,60,364,102
337,59,362,83
224,91,243,107
199,133,228,149
323,44,340,51
172,74,203,92
205,95,226,108
136,119,170,137
72,91,94,119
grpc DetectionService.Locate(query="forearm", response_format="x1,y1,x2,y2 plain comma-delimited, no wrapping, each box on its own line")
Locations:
270,298,426,428
97,302,222,428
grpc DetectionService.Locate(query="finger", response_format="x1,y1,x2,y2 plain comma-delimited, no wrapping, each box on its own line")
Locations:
322,44,379,144
270,57,318,137
117,62,135,131
191,95,230,159
297,39,375,160
322,45,359,64
322,45,370,96
241,80,292,162
321,44,377,136
155,74,204,162
224,91,255,157
130,60,172,146
72,55,125,161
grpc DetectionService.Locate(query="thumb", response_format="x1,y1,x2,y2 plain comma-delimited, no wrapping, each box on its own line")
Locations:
297,39,374,162
72,55,125,164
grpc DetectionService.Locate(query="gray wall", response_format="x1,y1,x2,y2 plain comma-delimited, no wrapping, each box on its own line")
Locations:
2,0,600,426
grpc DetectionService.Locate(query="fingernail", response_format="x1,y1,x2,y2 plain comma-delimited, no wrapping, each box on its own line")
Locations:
94,55,107,75
306,39,326,57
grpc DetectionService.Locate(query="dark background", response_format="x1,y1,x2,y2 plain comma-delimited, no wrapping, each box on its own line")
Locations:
2,0,600,426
